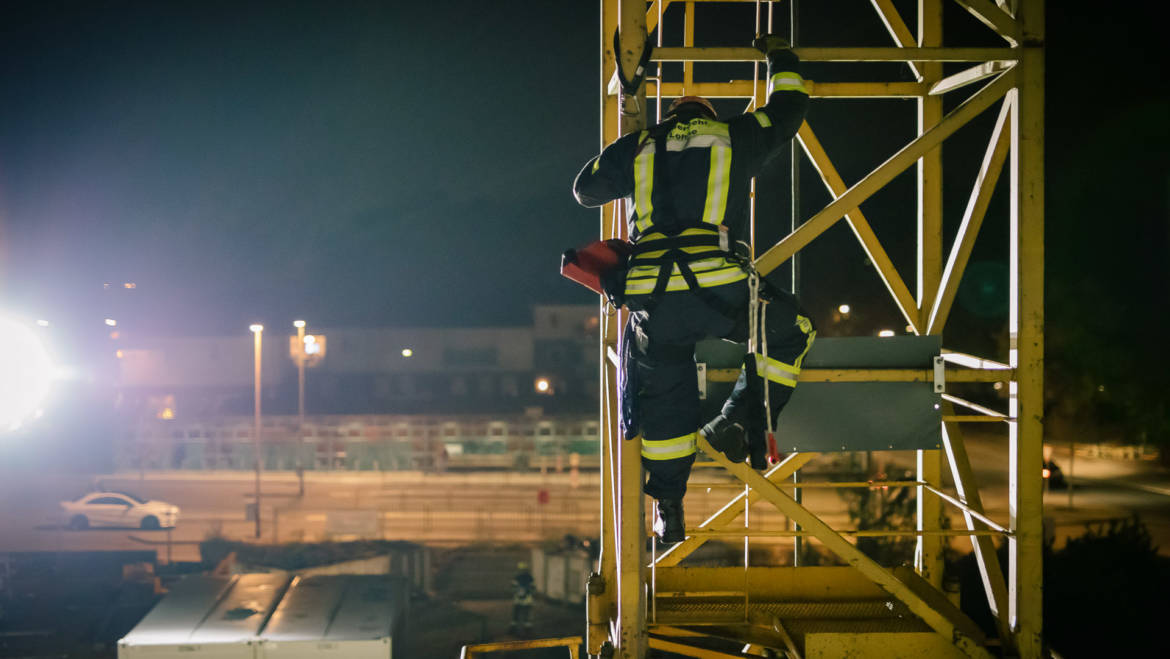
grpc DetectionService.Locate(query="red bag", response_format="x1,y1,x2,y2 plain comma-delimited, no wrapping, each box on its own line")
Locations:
560,239,632,296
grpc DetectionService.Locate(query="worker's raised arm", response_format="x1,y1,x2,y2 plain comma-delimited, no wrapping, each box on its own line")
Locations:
728,36,809,175
572,130,643,208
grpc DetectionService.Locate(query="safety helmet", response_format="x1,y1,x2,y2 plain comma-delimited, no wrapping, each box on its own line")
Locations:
667,95,717,120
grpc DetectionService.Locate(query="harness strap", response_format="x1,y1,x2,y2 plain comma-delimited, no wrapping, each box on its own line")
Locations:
630,234,723,255
612,32,655,95
631,251,727,266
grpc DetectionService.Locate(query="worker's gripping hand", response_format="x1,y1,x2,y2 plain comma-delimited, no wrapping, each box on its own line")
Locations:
752,34,792,54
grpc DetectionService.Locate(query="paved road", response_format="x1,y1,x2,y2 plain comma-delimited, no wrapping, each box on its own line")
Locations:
2,434,1166,563
881,430,1170,553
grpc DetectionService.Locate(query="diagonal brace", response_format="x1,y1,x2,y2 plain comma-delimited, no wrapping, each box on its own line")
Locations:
953,0,1021,46
941,403,1013,649
927,95,1013,334
869,0,924,81
756,69,1017,278
797,122,921,333
696,436,992,659
655,452,818,567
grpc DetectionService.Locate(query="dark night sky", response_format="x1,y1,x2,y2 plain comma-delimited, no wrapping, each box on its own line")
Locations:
1,1,1166,341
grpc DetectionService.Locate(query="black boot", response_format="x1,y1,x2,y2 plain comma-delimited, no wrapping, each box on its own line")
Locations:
700,415,748,463
745,400,769,471
653,498,685,545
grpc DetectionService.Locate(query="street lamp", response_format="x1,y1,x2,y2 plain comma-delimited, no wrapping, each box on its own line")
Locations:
293,320,306,496
249,323,263,538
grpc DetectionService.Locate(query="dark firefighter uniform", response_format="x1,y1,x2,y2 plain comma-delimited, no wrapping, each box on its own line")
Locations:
572,38,815,542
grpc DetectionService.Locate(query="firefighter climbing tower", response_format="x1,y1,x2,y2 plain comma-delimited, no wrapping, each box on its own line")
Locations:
589,1,1044,658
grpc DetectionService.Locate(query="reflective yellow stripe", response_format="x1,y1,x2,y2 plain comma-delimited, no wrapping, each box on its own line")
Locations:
754,354,799,387
793,317,816,370
625,262,748,295
590,158,601,173
752,110,772,128
633,132,654,234
641,432,697,460
755,316,816,387
768,71,807,95
702,143,731,226
796,314,814,336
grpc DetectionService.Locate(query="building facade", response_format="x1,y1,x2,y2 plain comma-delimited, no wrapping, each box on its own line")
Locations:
112,305,600,471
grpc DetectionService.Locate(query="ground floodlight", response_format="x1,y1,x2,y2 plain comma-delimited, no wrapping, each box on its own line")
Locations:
0,315,55,432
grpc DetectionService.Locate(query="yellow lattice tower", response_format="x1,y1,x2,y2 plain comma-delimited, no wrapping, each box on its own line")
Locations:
584,1,1045,658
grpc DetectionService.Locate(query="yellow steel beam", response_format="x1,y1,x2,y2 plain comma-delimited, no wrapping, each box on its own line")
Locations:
953,0,1022,46
645,0,664,34
694,436,992,658
942,394,1008,418
797,121,921,333
687,528,1006,538
944,415,1007,423
1009,2,1045,655
869,0,924,80
927,97,1013,334
917,0,945,327
706,367,1012,383
941,404,1013,648
916,0,945,590
941,350,1011,371
683,2,694,93
648,80,928,98
613,3,650,656
650,46,1018,62
595,3,621,655
930,60,1015,95
755,70,1016,277
655,566,889,599
462,636,583,658
648,638,745,659
688,480,924,490
654,452,818,567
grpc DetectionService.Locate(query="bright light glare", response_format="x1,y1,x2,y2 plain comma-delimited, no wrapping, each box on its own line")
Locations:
293,320,306,328
401,348,413,357
878,329,895,337
535,377,551,393
838,304,851,314
249,324,264,333
0,316,55,432
104,318,117,327
303,335,321,355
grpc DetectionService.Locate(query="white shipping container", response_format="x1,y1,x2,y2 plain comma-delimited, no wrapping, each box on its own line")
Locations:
119,575,406,659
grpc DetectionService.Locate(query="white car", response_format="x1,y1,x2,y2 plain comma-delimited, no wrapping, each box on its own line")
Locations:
60,491,180,530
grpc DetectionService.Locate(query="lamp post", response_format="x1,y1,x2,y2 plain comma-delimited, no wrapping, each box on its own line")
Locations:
293,320,306,496
249,323,263,538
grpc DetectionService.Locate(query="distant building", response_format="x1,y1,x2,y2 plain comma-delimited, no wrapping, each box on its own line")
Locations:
116,305,599,420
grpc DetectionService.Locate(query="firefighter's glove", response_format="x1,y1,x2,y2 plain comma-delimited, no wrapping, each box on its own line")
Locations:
752,34,792,54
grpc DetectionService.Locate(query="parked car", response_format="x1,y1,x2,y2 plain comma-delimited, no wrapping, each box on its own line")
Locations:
60,491,180,530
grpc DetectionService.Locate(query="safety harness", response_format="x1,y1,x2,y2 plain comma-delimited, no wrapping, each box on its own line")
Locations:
628,231,745,319
625,121,750,319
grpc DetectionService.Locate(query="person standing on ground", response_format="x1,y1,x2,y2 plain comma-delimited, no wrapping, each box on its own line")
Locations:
509,561,535,636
